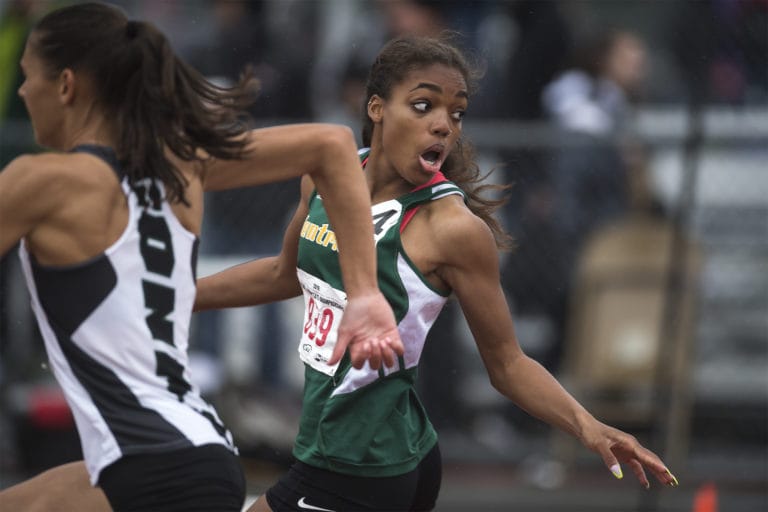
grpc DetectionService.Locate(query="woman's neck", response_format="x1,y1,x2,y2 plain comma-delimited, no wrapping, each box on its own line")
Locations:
62,104,117,151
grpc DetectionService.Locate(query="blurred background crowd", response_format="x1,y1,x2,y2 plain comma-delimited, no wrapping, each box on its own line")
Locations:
1,1,766,510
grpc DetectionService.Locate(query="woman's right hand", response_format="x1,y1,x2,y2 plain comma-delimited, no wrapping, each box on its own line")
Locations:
329,291,404,370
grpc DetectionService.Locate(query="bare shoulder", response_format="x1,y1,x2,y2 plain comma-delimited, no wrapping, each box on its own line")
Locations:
423,194,502,290
3,152,116,191
0,152,123,231
427,195,497,259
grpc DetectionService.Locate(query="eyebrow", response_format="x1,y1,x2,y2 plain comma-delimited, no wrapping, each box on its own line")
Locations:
409,82,468,99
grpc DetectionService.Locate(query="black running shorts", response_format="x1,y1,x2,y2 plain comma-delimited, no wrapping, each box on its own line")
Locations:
265,443,442,511
98,443,245,512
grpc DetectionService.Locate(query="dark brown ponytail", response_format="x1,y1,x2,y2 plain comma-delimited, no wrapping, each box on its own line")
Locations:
31,2,258,204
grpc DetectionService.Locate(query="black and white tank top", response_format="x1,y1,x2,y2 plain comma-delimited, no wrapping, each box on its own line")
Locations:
18,145,235,483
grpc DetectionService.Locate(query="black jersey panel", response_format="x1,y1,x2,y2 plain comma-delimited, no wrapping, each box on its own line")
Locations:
32,254,118,337
191,238,199,282
47,320,192,451
32,256,191,451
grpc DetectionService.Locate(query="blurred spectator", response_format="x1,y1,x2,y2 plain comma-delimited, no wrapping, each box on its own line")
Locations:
542,28,646,138
500,28,650,380
670,0,768,105
542,28,648,242
473,0,571,120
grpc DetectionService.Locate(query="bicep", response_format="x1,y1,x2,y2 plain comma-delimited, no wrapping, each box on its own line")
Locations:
442,218,523,372
202,124,354,191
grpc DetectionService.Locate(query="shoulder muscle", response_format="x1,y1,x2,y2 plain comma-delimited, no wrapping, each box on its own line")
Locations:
430,198,500,282
0,153,115,256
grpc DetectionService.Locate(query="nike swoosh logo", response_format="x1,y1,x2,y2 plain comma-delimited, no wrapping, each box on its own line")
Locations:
297,496,335,511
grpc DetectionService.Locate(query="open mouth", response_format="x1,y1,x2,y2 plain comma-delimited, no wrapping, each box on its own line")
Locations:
422,150,440,165
419,145,445,173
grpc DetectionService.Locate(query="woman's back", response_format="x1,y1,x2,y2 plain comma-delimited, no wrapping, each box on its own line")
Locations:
17,144,234,485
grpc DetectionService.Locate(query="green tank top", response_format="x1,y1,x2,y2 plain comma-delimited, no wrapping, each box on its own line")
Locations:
292,149,465,477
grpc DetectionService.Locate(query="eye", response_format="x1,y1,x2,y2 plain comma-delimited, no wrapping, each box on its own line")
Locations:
412,100,430,113
451,110,465,121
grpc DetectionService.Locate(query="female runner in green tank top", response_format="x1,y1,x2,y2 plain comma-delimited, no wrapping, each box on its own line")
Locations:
197,36,679,511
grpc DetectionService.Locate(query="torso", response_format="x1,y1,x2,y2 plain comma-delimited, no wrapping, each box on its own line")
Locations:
18,145,234,484
292,159,465,477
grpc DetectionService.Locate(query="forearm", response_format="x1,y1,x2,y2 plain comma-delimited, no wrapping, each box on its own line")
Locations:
491,353,595,441
309,131,378,298
195,257,300,311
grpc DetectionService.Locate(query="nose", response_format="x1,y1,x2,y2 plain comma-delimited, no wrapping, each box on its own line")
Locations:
430,110,452,137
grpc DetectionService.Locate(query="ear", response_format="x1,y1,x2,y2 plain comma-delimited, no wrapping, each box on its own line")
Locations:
366,95,384,123
58,68,76,105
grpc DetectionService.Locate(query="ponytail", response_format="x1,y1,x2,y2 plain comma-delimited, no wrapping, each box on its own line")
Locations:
32,2,258,204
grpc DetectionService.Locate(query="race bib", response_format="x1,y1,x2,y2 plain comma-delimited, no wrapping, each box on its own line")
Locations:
296,268,347,376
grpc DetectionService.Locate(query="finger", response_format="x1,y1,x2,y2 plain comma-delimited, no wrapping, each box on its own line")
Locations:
367,340,382,370
328,329,351,366
628,459,649,489
634,447,678,487
387,332,405,356
660,467,679,487
598,444,623,480
380,338,397,368
349,341,371,369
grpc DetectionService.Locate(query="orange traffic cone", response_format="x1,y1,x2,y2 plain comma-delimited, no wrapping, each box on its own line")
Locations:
692,482,718,512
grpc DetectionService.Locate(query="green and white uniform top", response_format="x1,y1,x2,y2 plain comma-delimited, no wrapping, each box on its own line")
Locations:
293,148,466,477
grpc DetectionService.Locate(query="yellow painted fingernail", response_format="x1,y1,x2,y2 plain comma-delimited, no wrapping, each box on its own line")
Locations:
610,464,623,479
666,469,679,487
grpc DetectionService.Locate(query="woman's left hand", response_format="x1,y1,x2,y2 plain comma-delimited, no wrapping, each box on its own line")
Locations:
580,420,679,489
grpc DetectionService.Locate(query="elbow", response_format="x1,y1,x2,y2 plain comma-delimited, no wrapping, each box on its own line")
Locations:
316,125,357,164
488,373,506,395
484,349,525,397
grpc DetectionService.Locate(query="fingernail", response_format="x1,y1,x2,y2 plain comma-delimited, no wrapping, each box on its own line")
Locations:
665,469,679,487
644,481,650,490
610,464,623,479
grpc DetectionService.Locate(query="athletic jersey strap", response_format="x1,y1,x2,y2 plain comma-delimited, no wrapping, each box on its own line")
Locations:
70,144,124,181
400,172,450,232
358,147,371,167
